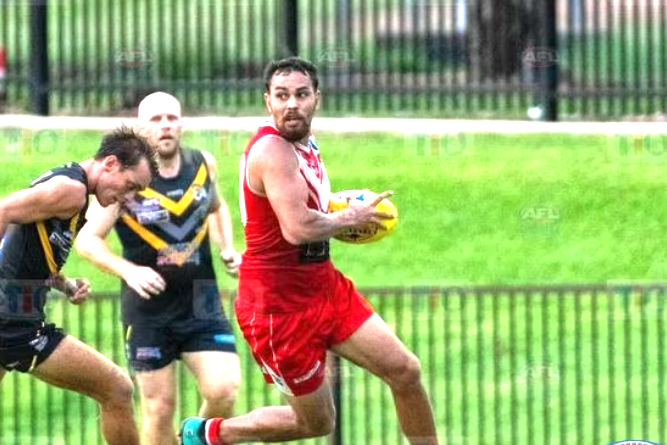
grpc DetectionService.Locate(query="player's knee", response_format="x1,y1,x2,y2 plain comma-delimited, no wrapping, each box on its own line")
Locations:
309,417,335,437
301,410,335,437
204,377,240,404
143,394,177,419
386,352,423,393
101,369,135,406
294,397,336,437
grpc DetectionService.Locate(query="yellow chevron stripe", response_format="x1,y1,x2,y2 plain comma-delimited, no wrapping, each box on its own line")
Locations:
120,214,169,250
35,222,58,274
137,165,208,216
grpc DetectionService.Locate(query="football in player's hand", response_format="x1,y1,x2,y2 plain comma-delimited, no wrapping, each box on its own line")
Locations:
328,189,398,244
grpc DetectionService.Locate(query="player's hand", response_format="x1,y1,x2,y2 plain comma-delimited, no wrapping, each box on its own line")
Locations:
66,278,92,305
121,265,166,299
46,274,91,305
347,190,396,227
221,249,242,278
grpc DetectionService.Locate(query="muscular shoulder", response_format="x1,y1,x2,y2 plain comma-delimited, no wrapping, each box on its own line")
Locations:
39,175,88,214
0,175,88,223
180,147,217,175
200,149,217,172
245,135,300,196
179,147,205,165
248,134,297,167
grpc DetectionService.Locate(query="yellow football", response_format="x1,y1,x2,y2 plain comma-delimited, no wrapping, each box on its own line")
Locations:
328,190,398,244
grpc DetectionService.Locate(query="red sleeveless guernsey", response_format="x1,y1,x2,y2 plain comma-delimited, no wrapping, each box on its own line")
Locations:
238,122,334,312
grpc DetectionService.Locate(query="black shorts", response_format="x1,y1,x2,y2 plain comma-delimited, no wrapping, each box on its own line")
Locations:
124,318,237,373
0,320,66,373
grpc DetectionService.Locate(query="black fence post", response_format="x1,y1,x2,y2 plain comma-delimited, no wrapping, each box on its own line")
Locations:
284,0,298,56
540,0,558,121
29,0,49,116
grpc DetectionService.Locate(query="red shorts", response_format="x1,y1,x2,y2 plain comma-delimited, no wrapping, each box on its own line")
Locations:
235,267,374,396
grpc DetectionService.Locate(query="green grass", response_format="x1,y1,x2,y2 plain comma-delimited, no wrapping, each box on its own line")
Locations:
322,130,667,286
2,129,667,444
2,128,667,287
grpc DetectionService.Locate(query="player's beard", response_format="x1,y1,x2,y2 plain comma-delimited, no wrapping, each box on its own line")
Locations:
278,115,311,142
156,138,179,159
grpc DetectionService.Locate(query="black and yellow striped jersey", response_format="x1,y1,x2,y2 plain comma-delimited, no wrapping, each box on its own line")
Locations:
115,148,222,325
0,162,88,320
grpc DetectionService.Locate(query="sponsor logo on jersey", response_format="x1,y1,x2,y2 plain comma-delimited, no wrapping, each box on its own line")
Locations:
157,243,200,266
131,198,171,225
140,198,160,208
167,189,184,198
48,229,73,251
192,185,207,201
137,209,170,225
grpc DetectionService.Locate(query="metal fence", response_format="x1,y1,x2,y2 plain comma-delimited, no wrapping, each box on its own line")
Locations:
1,284,666,445
1,0,666,120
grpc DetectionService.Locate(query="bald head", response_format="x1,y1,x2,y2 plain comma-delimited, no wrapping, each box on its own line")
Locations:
136,92,183,159
138,92,181,123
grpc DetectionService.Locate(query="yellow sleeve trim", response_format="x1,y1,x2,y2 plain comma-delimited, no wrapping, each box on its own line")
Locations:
35,222,58,274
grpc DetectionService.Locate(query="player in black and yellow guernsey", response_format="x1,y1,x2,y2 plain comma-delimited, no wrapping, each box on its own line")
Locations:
76,92,242,445
0,125,157,445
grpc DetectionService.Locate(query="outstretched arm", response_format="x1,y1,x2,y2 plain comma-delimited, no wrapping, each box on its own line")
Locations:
247,135,394,245
202,150,242,277
76,198,166,299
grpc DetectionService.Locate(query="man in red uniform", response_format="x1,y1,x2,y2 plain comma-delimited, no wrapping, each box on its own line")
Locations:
181,57,438,445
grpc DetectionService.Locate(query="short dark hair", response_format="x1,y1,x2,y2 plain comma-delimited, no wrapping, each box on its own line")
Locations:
95,125,158,176
263,57,319,92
